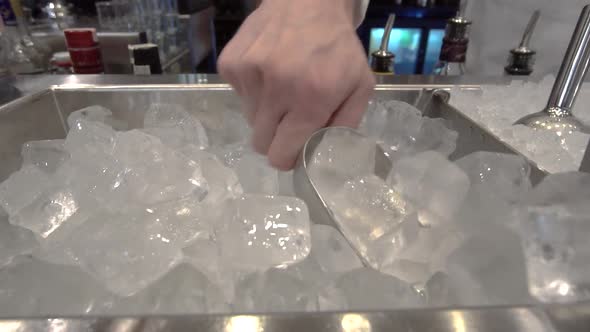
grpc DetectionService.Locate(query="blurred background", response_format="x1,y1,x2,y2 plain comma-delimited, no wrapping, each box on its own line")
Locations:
0,0,461,75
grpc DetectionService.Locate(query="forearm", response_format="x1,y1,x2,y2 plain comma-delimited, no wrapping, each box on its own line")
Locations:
259,0,369,26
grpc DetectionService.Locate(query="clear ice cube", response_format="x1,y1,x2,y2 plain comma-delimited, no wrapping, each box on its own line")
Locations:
145,196,213,247
111,130,209,206
214,143,279,195
455,152,532,231
64,119,116,163
180,146,243,205
216,194,311,270
519,173,590,303
9,184,86,239
110,264,229,314
233,268,318,313
444,226,531,306
0,257,114,316
21,139,69,173
328,174,418,269
0,165,52,217
307,129,377,197
361,100,457,160
66,211,183,296
143,103,209,150
0,213,37,268
67,105,128,131
390,151,470,227
318,268,423,311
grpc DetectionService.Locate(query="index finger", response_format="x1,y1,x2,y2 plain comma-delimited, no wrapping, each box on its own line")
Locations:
267,108,331,171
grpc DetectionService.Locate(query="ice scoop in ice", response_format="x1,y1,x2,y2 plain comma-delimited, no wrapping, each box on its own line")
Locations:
514,5,590,134
293,127,392,267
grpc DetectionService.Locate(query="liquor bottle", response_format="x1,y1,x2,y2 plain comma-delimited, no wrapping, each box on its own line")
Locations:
432,9,472,75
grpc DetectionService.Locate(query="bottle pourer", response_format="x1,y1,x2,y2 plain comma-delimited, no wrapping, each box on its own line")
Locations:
514,5,590,134
371,14,396,74
505,10,540,75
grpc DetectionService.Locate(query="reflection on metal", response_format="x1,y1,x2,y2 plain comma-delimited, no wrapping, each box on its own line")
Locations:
514,5,590,133
341,314,371,332
225,316,265,332
293,127,392,268
450,311,467,332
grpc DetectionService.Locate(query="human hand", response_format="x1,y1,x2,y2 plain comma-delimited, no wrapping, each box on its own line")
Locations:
218,0,375,170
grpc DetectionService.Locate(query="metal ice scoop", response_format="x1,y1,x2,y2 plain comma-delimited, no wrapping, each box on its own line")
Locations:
292,127,392,267
514,5,590,134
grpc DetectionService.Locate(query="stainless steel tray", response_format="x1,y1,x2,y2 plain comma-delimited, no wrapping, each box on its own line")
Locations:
0,84,579,332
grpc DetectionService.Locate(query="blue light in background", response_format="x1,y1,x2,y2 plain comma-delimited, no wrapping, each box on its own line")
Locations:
369,28,421,74
423,29,445,74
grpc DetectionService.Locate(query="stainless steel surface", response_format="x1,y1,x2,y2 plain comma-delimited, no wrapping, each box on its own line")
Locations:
0,77,582,331
519,10,540,51
370,14,396,74
514,5,590,133
380,14,396,55
293,127,392,268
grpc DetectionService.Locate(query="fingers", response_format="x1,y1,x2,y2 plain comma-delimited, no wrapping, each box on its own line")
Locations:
329,72,376,128
252,89,286,155
267,108,331,171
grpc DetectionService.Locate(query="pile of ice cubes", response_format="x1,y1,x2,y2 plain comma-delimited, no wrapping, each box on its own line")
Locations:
0,99,588,317
450,76,590,174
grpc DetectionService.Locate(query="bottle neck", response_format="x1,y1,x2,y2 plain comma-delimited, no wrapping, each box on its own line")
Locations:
438,37,469,63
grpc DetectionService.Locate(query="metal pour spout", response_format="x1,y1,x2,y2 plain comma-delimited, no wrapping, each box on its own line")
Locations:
514,5,590,133
370,14,396,74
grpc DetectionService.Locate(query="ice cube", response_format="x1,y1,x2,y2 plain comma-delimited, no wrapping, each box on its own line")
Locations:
309,224,363,276
143,103,209,150
21,139,69,173
380,259,430,286
456,151,531,202
216,194,311,270
307,129,377,196
0,213,37,268
111,130,209,206
390,151,470,227
318,268,423,311
180,146,243,205
64,119,116,163
455,152,532,231
110,264,229,314
444,226,532,306
10,185,88,239
214,143,279,195
361,100,458,160
145,196,213,247
233,268,318,313
519,172,590,304
67,105,128,131
66,211,183,296
0,165,52,217
0,257,114,316
328,174,418,269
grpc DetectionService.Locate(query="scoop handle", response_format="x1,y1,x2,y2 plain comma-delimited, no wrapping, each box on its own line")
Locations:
546,5,590,114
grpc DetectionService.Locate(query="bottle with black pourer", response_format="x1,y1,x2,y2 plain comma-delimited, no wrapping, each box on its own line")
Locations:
433,1,472,75
505,10,540,76
129,43,162,75
371,14,396,75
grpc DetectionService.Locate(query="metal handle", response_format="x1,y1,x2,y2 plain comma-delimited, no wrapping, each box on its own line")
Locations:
546,5,590,113
520,10,540,48
379,14,396,53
